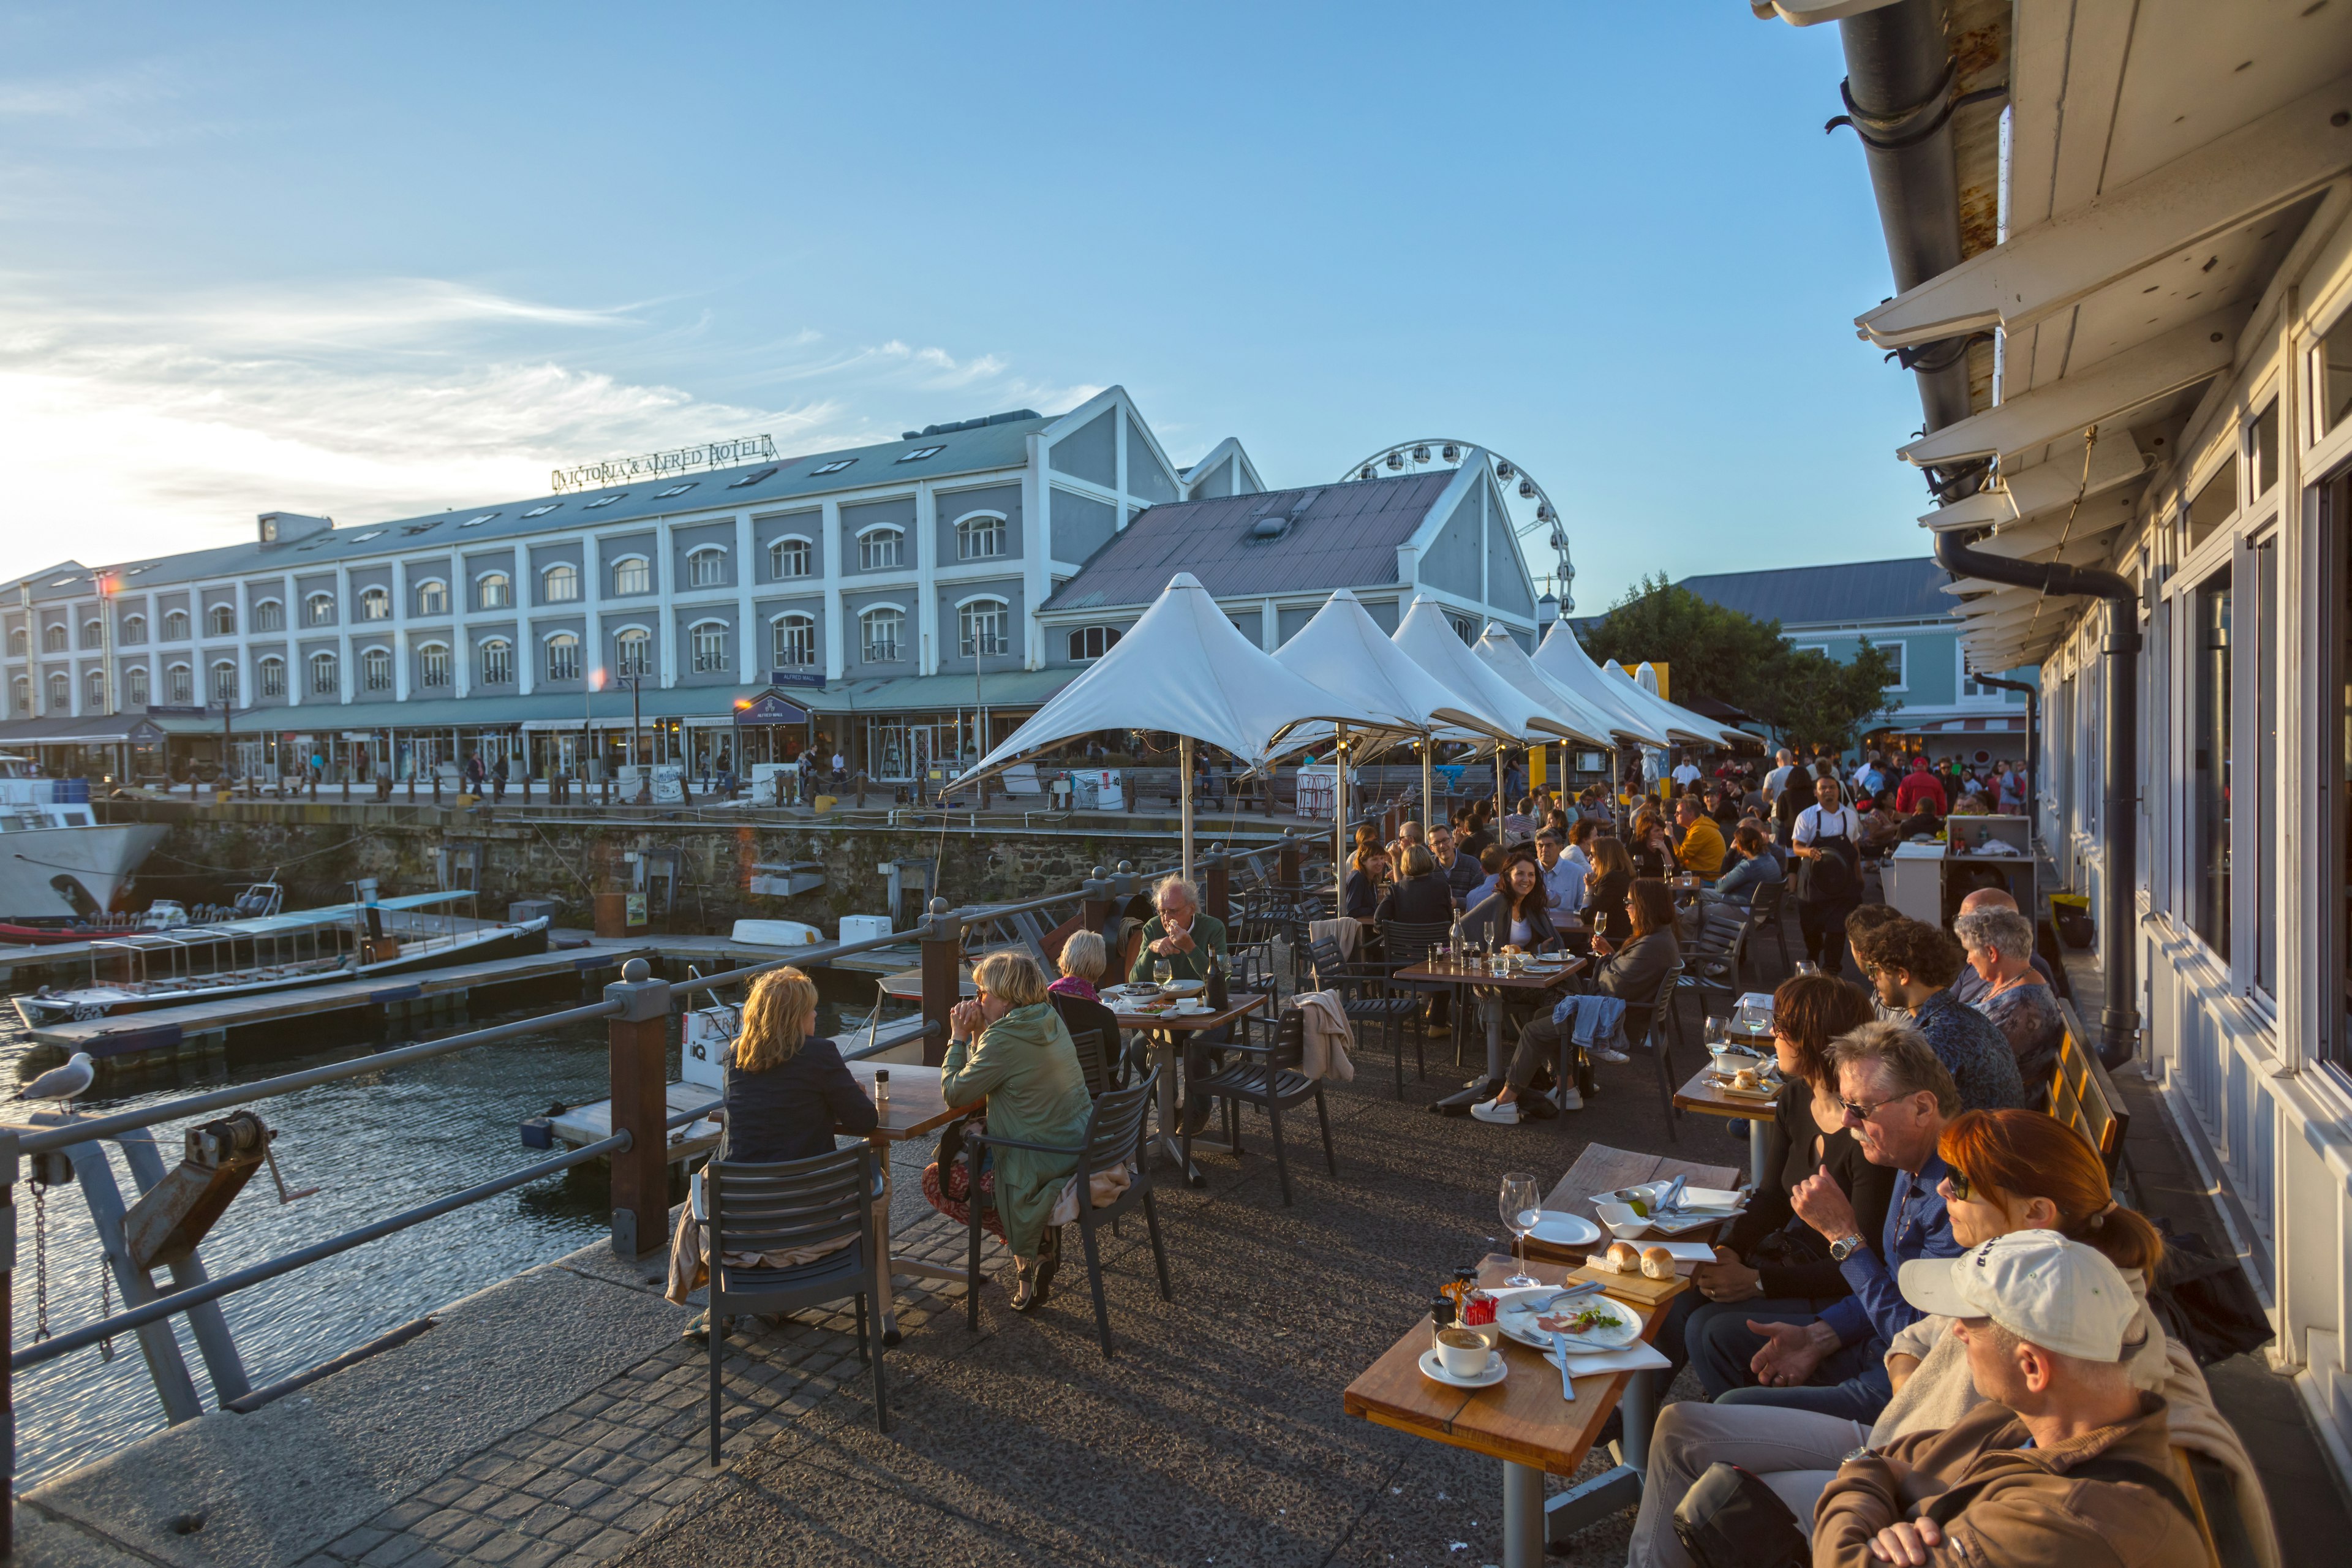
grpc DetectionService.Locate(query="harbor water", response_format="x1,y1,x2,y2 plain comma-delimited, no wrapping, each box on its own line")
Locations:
1,988,895,1488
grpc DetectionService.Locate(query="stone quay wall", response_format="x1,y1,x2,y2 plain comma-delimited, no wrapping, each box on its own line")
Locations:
98,802,1295,933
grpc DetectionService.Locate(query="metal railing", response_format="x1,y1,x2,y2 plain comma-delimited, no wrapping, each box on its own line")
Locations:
0,827,1339,1554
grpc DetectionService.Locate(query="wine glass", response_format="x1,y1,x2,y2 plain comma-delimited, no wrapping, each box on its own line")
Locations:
1795,960,1819,978
1153,956,1173,987
1499,1172,1543,1287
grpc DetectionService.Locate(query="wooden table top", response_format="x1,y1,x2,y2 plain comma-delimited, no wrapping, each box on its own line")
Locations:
1390,958,1586,990
1672,1066,1784,1121
1342,1251,1681,1476
1523,1142,1745,1264
843,1061,967,1141
1107,991,1268,1032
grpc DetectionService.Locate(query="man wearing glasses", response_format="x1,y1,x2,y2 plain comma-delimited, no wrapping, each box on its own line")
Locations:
1686,1021,1962,1422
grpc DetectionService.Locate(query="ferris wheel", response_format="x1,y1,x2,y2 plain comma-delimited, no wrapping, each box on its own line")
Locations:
1339,440,1575,613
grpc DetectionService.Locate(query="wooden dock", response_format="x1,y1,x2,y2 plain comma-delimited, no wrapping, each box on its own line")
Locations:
28,942,656,1061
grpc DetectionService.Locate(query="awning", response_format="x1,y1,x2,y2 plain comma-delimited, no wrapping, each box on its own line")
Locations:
1879,714,2029,736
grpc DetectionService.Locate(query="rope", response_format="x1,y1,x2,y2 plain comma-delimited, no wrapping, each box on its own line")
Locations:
2021,424,2101,643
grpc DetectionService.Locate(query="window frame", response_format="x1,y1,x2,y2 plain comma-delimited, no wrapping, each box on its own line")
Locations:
954,510,1008,561
611,556,652,596
163,609,189,641
541,562,581,603
475,571,513,610
1067,624,1123,662
688,619,729,674
956,595,1010,659
613,626,654,677
857,525,905,572
209,660,238,703
543,632,581,683
771,612,817,669
308,650,339,696
768,535,812,579
303,593,335,628
124,665,148,707
686,546,729,589
42,622,66,653
85,668,105,708
415,579,450,616
257,655,286,698
252,599,284,633
478,638,514,685
418,641,453,689
48,671,69,708
167,663,192,704
361,646,393,692
358,586,391,621
208,603,237,637
858,605,906,663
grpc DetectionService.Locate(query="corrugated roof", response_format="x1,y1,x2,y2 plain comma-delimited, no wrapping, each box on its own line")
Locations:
1672,557,1955,628
6,417,1059,602
1039,472,1451,612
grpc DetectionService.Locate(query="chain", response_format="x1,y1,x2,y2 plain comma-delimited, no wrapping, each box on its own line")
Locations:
99,1261,116,1362
31,1182,50,1341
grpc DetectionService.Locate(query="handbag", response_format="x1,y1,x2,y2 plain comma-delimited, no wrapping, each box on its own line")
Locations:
1670,1461,1808,1568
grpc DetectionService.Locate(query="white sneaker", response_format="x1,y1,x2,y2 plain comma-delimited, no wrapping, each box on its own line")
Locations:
1551,1085,1584,1110
1592,1046,1630,1065
1469,1096,1520,1125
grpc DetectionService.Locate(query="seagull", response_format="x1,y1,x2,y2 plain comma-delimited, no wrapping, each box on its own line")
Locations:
20,1052,95,1115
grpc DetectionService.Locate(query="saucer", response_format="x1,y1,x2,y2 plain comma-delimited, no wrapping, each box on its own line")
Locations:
1417,1346,1507,1388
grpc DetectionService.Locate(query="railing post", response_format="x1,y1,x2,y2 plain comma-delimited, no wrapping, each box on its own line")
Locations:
1203,846,1230,930
1080,866,1114,939
1,1128,17,1561
603,957,672,1261
919,898,963,1068
1276,836,1300,895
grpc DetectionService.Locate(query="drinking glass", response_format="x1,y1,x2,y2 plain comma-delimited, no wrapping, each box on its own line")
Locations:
1499,1172,1544,1287
1795,960,1820,978
1705,1016,1727,1052
1153,957,1173,987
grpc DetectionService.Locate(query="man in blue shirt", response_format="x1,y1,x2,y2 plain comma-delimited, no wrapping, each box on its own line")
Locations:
1686,1021,1962,1422
1866,916,2027,1111
1533,827,1583,914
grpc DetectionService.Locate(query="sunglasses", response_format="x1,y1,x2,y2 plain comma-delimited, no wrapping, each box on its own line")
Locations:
1941,1167,1977,1202
1838,1093,1911,1123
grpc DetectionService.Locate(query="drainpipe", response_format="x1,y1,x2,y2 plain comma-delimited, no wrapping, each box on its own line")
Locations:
1958,671,2038,826
1932,530,2141,1068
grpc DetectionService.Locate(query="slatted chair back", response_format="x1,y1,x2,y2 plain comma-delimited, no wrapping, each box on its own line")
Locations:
1378,918,1450,971
1081,1074,1156,1176
1067,1027,1113,1099
707,1144,875,1262
2045,1009,2130,1177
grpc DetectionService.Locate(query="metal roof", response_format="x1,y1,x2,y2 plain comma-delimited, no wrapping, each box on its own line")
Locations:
4,417,1060,603
1039,471,1452,612
1672,557,1955,630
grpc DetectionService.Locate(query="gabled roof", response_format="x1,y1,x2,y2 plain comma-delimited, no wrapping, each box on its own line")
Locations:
1673,557,1954,629
1040,471,1452,612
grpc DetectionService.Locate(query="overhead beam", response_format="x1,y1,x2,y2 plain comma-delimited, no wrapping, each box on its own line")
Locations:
1918,490,2014,533
1900,308,2239,467
1858,69,2352,348
2000,439,2154,519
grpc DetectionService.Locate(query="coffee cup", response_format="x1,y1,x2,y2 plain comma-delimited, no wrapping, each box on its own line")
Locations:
1434,1325,1490,1378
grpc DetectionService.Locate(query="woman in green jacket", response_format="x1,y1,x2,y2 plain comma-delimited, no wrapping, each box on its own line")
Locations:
941,948,1095,1310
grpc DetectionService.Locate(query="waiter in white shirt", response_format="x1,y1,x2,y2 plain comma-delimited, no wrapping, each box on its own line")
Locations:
1670,757,1702,792
1790,774,1864,977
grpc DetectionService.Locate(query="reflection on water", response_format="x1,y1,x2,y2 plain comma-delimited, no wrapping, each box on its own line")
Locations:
1,987,880,1488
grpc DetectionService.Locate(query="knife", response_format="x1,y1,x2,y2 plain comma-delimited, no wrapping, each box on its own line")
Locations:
1551,1329,1575,1401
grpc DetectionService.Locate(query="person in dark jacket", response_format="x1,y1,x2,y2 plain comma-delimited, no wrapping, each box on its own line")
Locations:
1583,835,1635,944
1461,856,1563,952
1046,929,1123,1091
1343,845,1391,918
1428,822,1483,903
671,965,876,1338
1373,843,1455,926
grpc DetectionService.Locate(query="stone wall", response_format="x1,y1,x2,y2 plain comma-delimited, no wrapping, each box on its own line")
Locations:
100,802,1298,933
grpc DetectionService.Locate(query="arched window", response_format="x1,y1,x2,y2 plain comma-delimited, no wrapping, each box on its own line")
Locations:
10,676,28,714
478,639,514,685
81,618,101,648
167,664,192,705
305,593,334,627
6,625,24,656
253,600,284,632
418,643,452,688
477,571,512,610
541,563,579,603
163,609,189,641
612,556,650,596
417,579,448,616
48,671,69,708
358,587,390,621
309,651,338,695
257,657,286,698
121,614,146,646
687,547,728,589
771,613,816,668
614,627,652,676
858,526,903,571
690,620,728,674
43,623,66,652
85,669,105,709
124,665,149,707
209,661,237,703
361,647,392,692
955,512,1006,561
957,597,1008,658
1068,625,1122,662
769,536,811,579
543,633,581,682
208,604,236,636
859,606,905,663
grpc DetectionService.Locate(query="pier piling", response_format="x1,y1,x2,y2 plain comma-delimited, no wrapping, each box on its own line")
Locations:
603,959,671,1261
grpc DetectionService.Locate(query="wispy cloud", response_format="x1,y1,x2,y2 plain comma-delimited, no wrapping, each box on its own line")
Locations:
0,275,1098,578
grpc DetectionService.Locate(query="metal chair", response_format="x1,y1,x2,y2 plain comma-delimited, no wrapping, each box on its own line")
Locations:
1188,1009,1336,1206
964,1070,1170,1356
1678,904,1749,1036
1373,917,1450,1093
1745,879,1792,981
1066,1026,1117,1098
1640,965,1686,1140
702,1144,889,1463
1308,937,1419,1098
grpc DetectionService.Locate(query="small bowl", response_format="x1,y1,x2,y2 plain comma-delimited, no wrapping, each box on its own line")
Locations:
1709,1045,1762,1076
1593,1200,1649,1241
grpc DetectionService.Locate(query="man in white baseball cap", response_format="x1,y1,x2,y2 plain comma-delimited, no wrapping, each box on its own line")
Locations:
1811,1231,2206,1567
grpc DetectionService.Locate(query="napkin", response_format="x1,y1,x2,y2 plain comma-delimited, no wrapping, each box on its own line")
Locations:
1542,1341,1673,1378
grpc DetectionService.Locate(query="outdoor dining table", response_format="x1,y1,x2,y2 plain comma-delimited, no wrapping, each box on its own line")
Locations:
1105,989,1270,1186
1521,1142,1746,1267
1389,956,1586,1082
1673,1065,1781,1188
1343,1251,1687,1567
837,1060,970,1345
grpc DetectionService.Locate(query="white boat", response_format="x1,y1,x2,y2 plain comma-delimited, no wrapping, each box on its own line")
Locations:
0,755,165,923
10,892,549,1027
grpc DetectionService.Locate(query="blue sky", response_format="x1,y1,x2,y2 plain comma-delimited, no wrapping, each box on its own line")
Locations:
0,2,1930,609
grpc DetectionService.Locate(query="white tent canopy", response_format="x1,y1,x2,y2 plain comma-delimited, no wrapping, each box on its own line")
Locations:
1472,627,1616,747
1530,622,1674,747
1273,589,1510,740
1602,658,1740,747
1392,597,1578,741
967,571,1390,780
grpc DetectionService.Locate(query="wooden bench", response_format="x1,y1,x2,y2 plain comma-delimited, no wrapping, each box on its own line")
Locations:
2045,998,2132,1196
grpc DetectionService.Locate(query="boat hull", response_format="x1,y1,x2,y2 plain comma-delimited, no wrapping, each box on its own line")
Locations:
10,918,551,1027
0,824,166,922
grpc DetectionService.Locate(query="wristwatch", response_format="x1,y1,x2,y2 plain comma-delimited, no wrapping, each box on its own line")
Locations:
1828,1233,1868,1262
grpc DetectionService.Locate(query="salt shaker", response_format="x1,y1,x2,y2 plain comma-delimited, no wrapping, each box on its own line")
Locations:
872,1069,890,1110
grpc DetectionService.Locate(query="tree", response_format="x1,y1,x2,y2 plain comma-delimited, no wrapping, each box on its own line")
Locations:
1578,575,1899,751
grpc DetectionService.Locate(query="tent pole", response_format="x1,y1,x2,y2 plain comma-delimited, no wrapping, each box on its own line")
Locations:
1333,725,1349,922
1421,736,1433,837
1180,734,1196,884
1493,749,1504,836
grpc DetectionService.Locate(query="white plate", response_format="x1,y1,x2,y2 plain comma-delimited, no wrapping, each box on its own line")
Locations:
1417,1346,1507,1387
1522,1210,1602,1247
1160,979,1205,996
1492,1287,1642,1352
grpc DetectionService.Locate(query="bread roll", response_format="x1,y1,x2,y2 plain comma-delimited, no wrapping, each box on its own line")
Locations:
1604,1240,1642,1274
1640,1245,1675,1281
1733,1066,1761,1090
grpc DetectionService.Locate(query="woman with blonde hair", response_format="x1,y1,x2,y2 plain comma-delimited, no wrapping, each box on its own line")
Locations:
929,948,1095,1310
